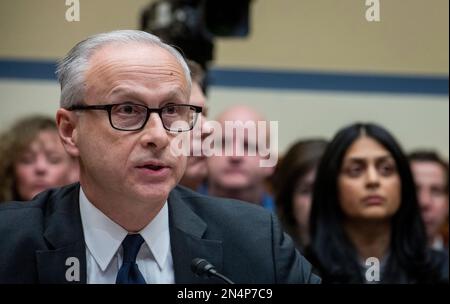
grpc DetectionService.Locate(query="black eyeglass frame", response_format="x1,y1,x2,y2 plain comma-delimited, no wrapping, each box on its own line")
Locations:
68,103,203,132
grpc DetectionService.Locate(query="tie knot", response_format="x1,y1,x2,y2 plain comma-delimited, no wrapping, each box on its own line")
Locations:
121,234,145,263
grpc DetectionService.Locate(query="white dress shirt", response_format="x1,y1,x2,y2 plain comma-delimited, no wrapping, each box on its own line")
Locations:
79,187,175,284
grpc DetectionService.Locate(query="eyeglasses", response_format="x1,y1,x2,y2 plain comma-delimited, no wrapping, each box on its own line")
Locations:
68,103,202,132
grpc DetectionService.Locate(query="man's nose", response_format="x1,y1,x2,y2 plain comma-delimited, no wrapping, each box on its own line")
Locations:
139,113,170,150
228,149,244,164
418,189,432,210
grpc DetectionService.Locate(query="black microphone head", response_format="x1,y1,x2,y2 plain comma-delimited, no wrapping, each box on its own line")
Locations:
191,258,216,277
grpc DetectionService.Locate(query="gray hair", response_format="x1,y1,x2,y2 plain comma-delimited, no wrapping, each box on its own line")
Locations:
56,30,191,108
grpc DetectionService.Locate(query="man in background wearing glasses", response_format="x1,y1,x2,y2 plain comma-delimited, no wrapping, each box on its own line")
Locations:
0,30,319,284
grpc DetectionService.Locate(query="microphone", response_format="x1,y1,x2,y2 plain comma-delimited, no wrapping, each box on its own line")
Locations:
191,258,235,284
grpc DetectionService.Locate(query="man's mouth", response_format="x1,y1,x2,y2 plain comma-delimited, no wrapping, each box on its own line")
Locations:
137,164,167,171
135,159,172,173
141,164,163,170
134,161,172,180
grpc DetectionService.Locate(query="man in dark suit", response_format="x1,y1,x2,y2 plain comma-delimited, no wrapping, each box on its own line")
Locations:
0,30,319,284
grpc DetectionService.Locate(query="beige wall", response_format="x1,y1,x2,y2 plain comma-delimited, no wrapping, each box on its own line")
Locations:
1,0,448,74
0,0,448,158
0,0,151,60
216,0,449,74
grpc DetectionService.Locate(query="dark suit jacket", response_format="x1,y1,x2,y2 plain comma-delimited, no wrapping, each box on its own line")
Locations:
0,183,320,284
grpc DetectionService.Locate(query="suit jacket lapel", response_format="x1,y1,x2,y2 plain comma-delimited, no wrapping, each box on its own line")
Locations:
36,184,87,284
168,188,224,284
36,184,224,284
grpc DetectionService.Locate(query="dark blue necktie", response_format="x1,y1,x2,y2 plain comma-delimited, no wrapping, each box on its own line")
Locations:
116,234,147,284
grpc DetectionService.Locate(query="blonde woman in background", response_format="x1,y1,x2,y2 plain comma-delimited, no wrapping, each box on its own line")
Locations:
0,115,79,202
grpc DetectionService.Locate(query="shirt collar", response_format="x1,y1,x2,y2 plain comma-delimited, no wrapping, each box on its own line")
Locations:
79,187,171,271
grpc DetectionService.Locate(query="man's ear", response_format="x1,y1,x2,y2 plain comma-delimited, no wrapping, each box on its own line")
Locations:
56,108,80,157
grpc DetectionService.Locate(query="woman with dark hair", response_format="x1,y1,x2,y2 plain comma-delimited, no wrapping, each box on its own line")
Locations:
273,139,328,250
307,122,448,283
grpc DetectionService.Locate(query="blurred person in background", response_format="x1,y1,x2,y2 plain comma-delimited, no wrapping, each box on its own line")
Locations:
409,150,449,252
273,139,328,251
0,115,79,202
206,105,275,211
179,60,212,191
307,122,448,283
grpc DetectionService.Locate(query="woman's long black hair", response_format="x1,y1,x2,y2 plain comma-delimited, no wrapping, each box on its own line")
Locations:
309,122,440,283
